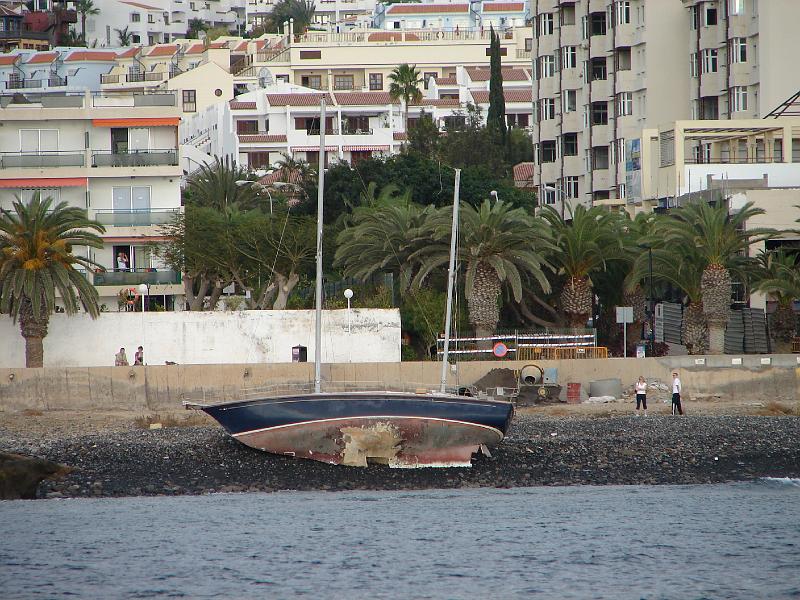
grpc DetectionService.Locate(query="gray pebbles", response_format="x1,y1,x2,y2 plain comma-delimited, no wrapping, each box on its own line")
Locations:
1,415,798,499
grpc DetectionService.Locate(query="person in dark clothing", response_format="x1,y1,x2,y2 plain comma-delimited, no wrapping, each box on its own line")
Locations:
672,371,683,415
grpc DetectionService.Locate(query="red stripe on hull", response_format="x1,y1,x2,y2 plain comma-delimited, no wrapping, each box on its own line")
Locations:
234,417,503,468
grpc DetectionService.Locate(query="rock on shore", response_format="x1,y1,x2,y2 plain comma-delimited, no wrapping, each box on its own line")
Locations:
1,415,798,499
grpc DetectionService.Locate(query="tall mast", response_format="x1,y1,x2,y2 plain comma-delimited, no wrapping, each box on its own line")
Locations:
439,168,461,394
314,97,326,394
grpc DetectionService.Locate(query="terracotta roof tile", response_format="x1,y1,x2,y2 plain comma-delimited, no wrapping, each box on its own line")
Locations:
435,76,458,86
333,91,395,105
482,2,525,12
471,89,532,103
466,66,529,82
393,132,407,140
65,50,117,62
238,134,287,143
387,3,469,14
230,101,257,109
120,0,160,10
233,40,249,52
26,52,58,64
411,98,461,107
266,92,333,106
513,162,535,187
184,43,205,55
147,45,178,57
117,47,141,59
209,41,227,49
0,55,20,66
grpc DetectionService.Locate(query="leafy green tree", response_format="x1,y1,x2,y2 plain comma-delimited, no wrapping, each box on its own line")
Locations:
752,249,800,345
187,18,208,39
413,199,553,337
0,194,104,367
406,110,440,158
486,25,507,141
75,0,99,41
541,204,624,327
388,64,423,132
115,26,132,46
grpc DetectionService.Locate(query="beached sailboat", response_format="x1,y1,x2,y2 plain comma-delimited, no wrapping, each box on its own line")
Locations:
186,99,513,467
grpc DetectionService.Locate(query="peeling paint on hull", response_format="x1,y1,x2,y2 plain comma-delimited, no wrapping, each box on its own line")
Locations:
200,393,514,468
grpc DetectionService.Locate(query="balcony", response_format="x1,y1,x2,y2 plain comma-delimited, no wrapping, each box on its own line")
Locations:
91,150,178,167
93,208,179,227
93,268,182,286
4,76,67,90
125,72,165,83
0,151,85,168
101,73,120,84
342,127,373,136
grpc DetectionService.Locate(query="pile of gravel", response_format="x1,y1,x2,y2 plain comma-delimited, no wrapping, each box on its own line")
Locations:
1,415,798,499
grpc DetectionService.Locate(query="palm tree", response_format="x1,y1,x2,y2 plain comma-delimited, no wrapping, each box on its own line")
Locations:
115,26,132,47
75,0,99,41
656,200,774,354
541,204,624,328
752,249,800,346
185,157,260,213
60,27,86,47
388,64,423,134
0,194,105,367
412,199,553,337
187,18,207,39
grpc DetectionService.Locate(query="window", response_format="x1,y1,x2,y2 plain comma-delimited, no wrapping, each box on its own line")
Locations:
590,57,607,81
615,1,630,25
615,47,632,70
592,146,610,170
729,0,745,15
369,73,383,90
131,34,140,44
537,55,555,78
690,5,699,29
729,38,747,63
563,89,577,113
20,188,60,203
540,185,557,205
148,13,155,23
690,52,699,77
540,98,556,120
704,5,717,26
539,13,554,36
248,152,271,169
423,72,437,89
702,49,718,73
301,75,322,89
130,12,140,22
237,120,259,134
562,46,577,69
182,89,196,112
561,132,578,156
524,38,532,52
591,102,608,125
19,129,59,153
590,12,606,36
560,4,576,26
300,50,322,59
333,75,354,90
507,113,529,128
617,92,633,116
540,141,557,163
611,138,625,164
730,86,748,112
112,186,151,212
617,183,626,199
562,176,579,199
163,12,169,24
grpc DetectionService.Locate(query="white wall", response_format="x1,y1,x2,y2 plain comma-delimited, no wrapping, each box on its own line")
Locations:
0,309,402,367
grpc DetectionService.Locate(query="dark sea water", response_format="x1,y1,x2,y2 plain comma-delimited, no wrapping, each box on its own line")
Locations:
1,480,799,600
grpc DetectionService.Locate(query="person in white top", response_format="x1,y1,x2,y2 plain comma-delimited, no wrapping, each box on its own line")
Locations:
671,371,683,415
634,376,648,416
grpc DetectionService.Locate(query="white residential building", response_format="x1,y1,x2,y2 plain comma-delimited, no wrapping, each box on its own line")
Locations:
0,90,185,310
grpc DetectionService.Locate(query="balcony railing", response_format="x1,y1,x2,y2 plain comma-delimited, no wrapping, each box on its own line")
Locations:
93,269,182,286
306,128,340,135
0,151,85,168
101,73,120,84
93,208,179,227
4,76,67,89
92,150,178,167
125,72,165,82
342,127,373,135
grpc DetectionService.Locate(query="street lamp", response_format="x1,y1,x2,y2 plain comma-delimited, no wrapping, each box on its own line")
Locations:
490,190,498,202
138,283,148,312
542,184,567,218
344,288,353,363
638,244,655,355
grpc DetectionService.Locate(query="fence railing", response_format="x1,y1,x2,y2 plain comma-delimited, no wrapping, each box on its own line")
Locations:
92,150,178,167
0,151,84,168
436,330,603,359
92,268,181,286
93,208,179,227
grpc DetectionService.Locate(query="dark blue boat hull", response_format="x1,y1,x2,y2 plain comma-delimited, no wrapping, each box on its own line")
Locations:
201,392,514,468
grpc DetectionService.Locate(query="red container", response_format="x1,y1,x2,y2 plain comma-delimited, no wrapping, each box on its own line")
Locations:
566,383,582,404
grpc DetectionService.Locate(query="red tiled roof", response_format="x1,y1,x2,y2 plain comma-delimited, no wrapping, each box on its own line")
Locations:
117,47,141,59
471,89,532,103
120,0,160,10
26,52,57,64
185,43,205,55
259,168,303,186
229,101,256,109
387,3,469,14
147,45,178,57
238,134,287,143
233,40,249,52
0,55,19,66
411,98,461,107
65,51,117,62
435,77,458,86
466,66,529,82
513,162,535,188
342,145,389,152
393,132,407,140
266,92,332,106
254,39,267,50
209,42,227,49
367,32,421,42
333,91,394,105
482,2,525,12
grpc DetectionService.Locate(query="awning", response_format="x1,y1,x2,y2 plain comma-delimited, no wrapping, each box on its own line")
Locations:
91,118,180,127
0,177,88,189
101,235,170,243
342,145,390,152
290,146,339,151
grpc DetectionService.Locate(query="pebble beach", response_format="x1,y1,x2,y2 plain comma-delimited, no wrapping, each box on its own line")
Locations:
2,412,799,499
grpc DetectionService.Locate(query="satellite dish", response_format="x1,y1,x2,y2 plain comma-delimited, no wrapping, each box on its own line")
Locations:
258,68,274,88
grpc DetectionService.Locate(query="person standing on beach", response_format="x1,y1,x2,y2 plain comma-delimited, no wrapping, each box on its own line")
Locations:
635,376,648,416
115,348,129,366
134,346,144,366
671,371,683,415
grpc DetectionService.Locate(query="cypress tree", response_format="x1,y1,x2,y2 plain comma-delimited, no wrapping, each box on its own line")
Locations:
487,25,507,141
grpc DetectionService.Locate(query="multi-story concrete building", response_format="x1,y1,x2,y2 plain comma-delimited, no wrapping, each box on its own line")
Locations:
0,48,118,95
0,90,185,310
682,0,800,121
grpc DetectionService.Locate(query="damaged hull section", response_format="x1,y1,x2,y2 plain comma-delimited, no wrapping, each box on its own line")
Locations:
200,393,514,468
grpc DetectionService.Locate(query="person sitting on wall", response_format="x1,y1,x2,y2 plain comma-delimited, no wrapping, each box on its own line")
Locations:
134,346,144,366
115,347,129,366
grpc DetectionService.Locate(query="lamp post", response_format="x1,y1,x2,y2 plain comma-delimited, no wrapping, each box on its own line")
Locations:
638,244,655,355
138,283,148,312
542,184,567,218
344,288,353,363
490,190,498,202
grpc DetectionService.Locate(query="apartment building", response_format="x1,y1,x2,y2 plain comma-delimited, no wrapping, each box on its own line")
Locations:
374,2,528,31
683,0,800,121
0,48,117,94
0,90,185,310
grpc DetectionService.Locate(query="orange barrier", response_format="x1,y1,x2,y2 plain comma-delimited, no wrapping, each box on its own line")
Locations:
792,338,800,353
517,346,609,361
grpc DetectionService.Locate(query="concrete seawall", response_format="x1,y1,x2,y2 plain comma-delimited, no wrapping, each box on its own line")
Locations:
1,355,798,412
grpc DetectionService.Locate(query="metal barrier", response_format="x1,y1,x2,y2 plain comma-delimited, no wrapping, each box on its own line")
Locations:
517,346,609,360
792,338,800,353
